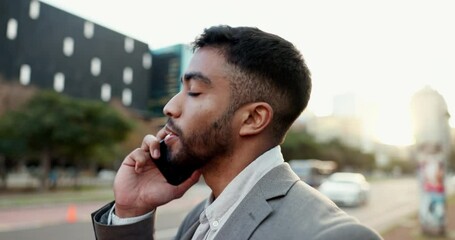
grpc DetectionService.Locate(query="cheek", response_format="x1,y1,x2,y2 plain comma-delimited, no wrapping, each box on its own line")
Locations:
180,94,229,129
189,100,221,118
180,104,213,131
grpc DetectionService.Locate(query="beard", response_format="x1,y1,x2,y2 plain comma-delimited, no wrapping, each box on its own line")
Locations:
167,109,234,171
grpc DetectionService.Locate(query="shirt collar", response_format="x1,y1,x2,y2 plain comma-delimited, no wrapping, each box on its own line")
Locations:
203,145,284,229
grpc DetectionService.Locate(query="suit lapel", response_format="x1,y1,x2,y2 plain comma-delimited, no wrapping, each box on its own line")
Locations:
214,192,272,240
180,220,200,240
214,163,299,240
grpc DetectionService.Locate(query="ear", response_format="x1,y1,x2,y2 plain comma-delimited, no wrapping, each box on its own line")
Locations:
238,102,273,137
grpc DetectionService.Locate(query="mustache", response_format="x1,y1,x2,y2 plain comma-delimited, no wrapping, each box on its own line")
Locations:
166,119,183,137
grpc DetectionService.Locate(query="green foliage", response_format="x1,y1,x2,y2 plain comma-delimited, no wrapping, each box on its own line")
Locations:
321,139,376,171
379,157,417,174
281,130,320,160
448,148,455,173
0,91,134,188
0,113,27,158
282,129,376,172
2,91,133,159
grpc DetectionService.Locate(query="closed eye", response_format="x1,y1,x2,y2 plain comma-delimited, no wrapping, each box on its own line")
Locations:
188,92,201,97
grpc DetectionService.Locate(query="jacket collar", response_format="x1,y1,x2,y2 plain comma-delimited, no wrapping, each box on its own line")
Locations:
214,163,299,240
180,220,201,240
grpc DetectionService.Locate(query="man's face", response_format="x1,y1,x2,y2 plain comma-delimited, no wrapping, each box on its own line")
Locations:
162,47,235,169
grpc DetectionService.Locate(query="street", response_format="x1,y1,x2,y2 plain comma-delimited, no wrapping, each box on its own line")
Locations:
343,177,418,233
0,177,423,239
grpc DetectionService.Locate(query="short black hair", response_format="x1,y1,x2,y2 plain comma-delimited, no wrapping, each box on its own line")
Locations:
193,25,311,144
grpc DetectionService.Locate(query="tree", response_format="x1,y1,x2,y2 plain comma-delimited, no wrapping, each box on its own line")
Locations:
0,113,27,189
281,130,321,161
281,129,376,172
0,80,36,189
0,91,133,190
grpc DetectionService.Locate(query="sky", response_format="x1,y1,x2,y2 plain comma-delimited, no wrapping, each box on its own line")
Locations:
40,0,455,146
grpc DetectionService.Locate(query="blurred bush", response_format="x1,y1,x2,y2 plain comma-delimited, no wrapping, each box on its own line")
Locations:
0,90,133,190
281,129,376,172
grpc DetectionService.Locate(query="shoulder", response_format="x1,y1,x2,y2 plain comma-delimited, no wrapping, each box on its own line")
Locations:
295,182,380,239
314,222,383,240
258,178,383,239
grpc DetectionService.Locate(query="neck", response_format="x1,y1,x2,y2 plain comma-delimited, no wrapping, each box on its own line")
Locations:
201,139,276,197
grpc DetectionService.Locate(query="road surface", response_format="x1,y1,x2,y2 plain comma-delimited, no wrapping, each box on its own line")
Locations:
0,177,424,239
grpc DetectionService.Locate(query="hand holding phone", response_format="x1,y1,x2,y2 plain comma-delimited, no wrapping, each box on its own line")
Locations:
153,140,195,185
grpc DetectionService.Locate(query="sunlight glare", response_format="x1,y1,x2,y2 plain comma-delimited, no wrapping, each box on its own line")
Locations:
373,106,414,146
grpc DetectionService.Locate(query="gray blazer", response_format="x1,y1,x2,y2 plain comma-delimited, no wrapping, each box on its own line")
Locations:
92,163,383,240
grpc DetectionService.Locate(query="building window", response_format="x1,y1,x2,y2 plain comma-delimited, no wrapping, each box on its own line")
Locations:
123,67,133,84
101,83,111,101
6,18,18,40
84,21,94,39
19,64,31,85
53,72,65,92
29,0,40,20
124,37,134,53
63,37,74,57
91,57,101,76
142,52,152,69
122,88,132,106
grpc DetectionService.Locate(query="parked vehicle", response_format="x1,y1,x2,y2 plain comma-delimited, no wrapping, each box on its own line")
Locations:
289,159,337,188
318,172,370,207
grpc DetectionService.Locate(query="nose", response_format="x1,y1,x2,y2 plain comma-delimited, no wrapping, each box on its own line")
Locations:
163,92,182,118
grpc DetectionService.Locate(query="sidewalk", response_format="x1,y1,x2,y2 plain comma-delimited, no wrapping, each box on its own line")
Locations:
0,201,104,232
382,196,455,240
0,187,114,232
0,183,211,233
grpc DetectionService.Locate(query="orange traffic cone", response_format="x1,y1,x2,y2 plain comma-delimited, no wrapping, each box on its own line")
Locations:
66,204,77,223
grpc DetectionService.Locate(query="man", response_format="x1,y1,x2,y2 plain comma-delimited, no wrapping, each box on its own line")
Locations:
92,25,382,240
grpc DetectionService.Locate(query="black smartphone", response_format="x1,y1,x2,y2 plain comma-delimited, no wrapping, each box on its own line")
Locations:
153,140,195,185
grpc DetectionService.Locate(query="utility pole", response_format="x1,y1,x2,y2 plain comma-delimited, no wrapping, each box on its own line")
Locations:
410,86,451,236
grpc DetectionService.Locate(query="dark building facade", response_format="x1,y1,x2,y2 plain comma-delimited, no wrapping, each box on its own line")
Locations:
149,44,192,116
0,0,152,112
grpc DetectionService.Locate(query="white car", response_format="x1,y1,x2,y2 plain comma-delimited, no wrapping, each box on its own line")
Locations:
318,172,370,207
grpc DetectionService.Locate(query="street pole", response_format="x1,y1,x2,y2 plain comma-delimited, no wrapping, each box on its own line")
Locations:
411,87,451,236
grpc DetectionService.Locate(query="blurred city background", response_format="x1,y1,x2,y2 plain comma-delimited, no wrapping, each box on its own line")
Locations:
1,0,455,239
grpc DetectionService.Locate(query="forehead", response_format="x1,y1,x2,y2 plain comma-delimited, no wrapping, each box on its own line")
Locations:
185,47,232,85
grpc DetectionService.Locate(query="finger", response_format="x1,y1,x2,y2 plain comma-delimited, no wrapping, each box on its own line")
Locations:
156,127,168,141
141,134,156,152
124,148,152,172
141,135,162,159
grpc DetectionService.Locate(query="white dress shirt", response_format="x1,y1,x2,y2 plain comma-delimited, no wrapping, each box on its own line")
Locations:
191,146,283,240
109,145,284,240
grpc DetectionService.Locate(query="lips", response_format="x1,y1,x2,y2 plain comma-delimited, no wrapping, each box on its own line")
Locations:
164,126,179,145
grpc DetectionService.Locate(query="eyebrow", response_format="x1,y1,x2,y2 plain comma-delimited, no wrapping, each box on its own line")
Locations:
181,72,212,85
